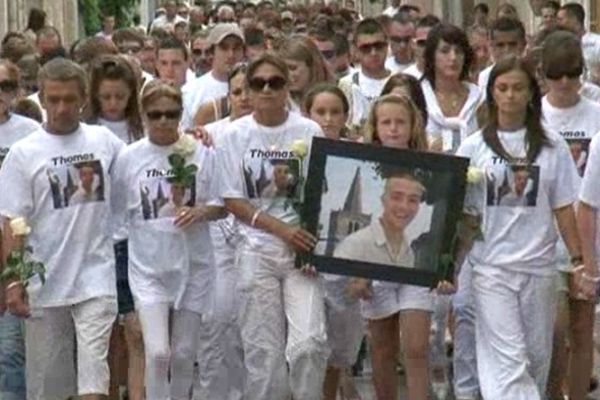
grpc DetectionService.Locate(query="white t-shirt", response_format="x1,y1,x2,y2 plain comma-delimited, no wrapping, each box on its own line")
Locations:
457,128,578,275
477,64,493,99
385,56,413,74
422,79,481,154
0,123,124,307
0,113,40,166
542,96,600,176
382,6,398,17
150,14,186,31
27,91,46,122
338,70,390,127
579,134,600,262
218,112,323,251
97,117,133,144
582,32,600,73
402,63,422,80
580,81,600,103
181,71,229,131
112,137,219,311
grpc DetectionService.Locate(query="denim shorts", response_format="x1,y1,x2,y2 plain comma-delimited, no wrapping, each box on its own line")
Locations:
0,313,26,399
115,240,135,315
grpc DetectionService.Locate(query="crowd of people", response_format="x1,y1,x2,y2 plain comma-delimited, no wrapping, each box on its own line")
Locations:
1,0,600,399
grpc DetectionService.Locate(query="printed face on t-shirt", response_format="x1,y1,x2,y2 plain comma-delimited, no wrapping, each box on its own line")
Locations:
139,171,196,220
486,161,540,207
242,151,301,201
565,138,590,176
47,157,105,209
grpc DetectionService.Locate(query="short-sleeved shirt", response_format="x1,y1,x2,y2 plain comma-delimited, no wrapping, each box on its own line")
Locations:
579,134,600,264
457,128,579,275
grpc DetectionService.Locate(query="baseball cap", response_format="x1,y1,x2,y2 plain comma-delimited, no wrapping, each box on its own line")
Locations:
281,11,294,21
207,23,245,46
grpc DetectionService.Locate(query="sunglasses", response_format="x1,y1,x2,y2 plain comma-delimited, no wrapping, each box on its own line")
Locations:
357,41,387,54
146,109,182,120
192,48,209,56
0,80,18,93
414,39,427,47
248,76,287,91
320,50,336,60
390,36,412,45
545,66,583,81
118,45,141,54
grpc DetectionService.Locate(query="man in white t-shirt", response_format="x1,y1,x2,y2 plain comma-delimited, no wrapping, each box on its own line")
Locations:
0,58,124,400
557,3,600,81
478,18,526,96
151,0,186,31
385,13,415,74
155,36,190,89
181,23,245,130
95,14,115,40
339,18,391,129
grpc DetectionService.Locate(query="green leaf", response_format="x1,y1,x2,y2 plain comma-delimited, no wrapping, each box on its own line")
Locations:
168,153,186,168
185,164,198,174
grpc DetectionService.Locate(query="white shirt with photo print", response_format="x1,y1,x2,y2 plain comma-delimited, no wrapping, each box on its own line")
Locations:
112,138,220,313
0,123,124,308
218,112,323,251
543,95,600,270
579,134,600,262
0,113,40,166
456,128,579,275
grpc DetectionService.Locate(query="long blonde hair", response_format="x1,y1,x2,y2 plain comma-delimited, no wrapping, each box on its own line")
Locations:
363,94,428,151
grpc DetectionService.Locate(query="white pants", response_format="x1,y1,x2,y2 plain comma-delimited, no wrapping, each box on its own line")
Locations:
452,260,479,398
25,296,116,400
473,265,556,400
137,303,203,400
237,246,330,400
194,224,244,400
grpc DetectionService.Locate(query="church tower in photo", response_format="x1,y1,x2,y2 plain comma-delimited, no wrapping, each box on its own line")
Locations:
324,167,372,256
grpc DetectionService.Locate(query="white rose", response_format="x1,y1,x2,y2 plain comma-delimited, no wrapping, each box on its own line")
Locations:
173,133,198,157
291,139,308,158
10,217,31,236
466,167,484,184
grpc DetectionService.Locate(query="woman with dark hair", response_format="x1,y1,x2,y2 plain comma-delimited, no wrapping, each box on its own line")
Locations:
196,62,251,400
303,83,350,139
456,55,584,400
540,30,600,400
85,54,145,400
421,23,480,154
218,53,328,400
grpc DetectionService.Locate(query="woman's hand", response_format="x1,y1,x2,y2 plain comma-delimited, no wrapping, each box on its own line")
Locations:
185,127,213,147
174,206,206,229
570,265,599,301
279,225,317,253
5,282,30,318
346,278,373,300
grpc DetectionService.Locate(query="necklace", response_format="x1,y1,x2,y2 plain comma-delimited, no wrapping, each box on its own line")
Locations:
255,111,288,151
436,87,468,117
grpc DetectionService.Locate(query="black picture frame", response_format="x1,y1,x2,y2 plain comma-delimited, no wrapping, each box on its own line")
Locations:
301,137,469,288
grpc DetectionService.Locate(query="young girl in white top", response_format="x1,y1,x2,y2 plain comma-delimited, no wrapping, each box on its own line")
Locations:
540,30,600,400
196,62,252,400
113,81,225,400
420,23,481,154
219,53,329,400
303,83,362,400
456,55,583,400
344,93,434,400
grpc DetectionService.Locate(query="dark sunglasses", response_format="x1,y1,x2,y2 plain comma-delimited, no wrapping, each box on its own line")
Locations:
357,41,387,54
390,36,412,45
320,50,336,60
414,39,427,47
0,80,18,93
192,48,210,56
248,76,287,91
146,109,182,120
545,66,583,81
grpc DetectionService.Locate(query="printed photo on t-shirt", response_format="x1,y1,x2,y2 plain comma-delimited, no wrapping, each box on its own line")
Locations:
242,153,301,201
565,138,590,176
486,163,540,207
139,177,196,220
47,159,105,209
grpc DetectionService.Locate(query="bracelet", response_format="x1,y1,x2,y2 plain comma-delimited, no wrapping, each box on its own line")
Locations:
5,281,23,291
250,209,262,227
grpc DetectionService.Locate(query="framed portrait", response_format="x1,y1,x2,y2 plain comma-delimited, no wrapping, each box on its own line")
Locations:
301,138,469,288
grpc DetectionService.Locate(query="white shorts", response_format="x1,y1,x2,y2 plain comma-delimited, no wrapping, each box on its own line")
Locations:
25,296,117,400
361,281,433,320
